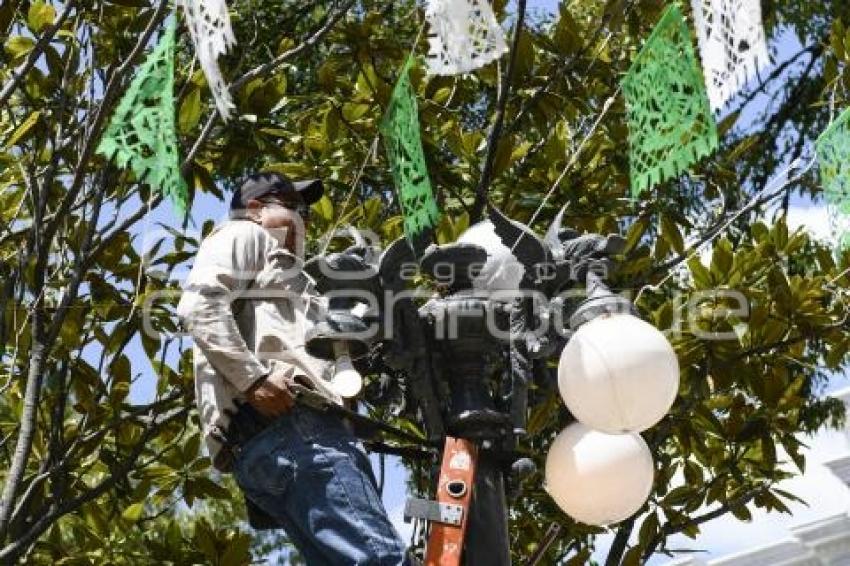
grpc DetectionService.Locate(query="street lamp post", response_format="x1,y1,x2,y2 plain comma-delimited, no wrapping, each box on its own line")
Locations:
305,204,657,564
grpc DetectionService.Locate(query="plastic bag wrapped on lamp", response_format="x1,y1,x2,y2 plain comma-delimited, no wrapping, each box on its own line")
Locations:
456,219,526,291
544,422,654,526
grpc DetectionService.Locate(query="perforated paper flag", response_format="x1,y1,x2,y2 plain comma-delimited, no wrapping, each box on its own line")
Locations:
692,0,769,111
380,59,440,254
622,4,719,196
97,19,188,216
179,0,236,121
425,0,508,76
816,107,850,250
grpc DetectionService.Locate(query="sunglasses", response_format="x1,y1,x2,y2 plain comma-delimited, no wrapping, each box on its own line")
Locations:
261,197,310,220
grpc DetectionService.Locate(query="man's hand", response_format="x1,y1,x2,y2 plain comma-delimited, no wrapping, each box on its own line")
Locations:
246,366,296,418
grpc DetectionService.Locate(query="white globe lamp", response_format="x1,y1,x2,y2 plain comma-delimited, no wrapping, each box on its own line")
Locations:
544,422,654,526
557,312,679,434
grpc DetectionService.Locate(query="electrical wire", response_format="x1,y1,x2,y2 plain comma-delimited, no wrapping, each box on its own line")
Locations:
633,155,817,303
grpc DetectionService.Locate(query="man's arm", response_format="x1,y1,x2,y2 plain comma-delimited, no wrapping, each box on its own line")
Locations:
176,222,272,393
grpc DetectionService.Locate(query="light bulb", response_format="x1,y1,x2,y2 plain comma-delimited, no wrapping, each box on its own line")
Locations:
557,313,679,433
331,342,363,398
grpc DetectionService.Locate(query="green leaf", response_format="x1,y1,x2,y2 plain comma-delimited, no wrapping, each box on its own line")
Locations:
831,19,846,60
265,162,314,178
710,238,733,277
512,31,536,82
362,196,383,225
622,545,644,566
730,503,752,521
192,476,230,499
688,257,712,289
178,89,202,134
637,511,659,546
767,266,793,312
663,485,693,507
552,8,581,55
5,111,40,148
491,135,516,178
432,86,452,104
109,354,131,401
313,195,334,222
28,1,56,33
773,487,808,506
4,36,36,61
526,393,558,436
341,102,371,122
684,460,704,485
182,432,201,461
0,184,25,222
760,434,776,469
122,502,145,521
780,435,806,473
661,214,685,254
717,110,741,136
220,533,252,566
108,0,151,6
323,106,340,142
624,217,650,252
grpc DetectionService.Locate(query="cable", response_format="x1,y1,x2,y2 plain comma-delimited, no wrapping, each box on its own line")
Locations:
504,1,638,255
633,155,817,303
318,17,429,256
509,90,620,257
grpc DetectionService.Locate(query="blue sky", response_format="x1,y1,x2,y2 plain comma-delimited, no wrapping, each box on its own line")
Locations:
117,0,850,563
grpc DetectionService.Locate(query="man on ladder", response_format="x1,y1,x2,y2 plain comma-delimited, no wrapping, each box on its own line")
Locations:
177,171,413,565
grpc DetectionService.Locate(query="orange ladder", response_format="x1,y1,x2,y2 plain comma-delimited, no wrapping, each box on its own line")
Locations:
404,437,478,566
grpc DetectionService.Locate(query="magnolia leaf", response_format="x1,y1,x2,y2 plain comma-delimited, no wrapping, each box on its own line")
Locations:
4,36,36,61
122,502,145,521
27,1,56,33
5,111,40,148
178,89,203,134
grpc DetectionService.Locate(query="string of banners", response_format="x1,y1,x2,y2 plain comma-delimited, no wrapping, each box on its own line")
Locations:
97,1,848,250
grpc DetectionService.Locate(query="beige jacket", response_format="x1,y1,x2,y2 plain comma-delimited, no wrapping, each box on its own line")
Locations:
176,219,342,470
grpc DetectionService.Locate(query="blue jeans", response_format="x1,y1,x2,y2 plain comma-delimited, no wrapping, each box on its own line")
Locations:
233,406,410,565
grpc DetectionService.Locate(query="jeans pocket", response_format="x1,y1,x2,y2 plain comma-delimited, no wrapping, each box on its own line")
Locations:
235,443,297,496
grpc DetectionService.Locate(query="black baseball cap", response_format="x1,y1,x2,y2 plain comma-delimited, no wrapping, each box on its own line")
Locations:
230,171,324,216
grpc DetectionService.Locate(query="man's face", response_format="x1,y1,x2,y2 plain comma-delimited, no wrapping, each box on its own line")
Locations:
247,194,309,253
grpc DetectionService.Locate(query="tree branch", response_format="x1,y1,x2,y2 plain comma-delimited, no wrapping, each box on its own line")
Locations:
0,1,78,109
605,517,635,566
0,165,107,543
47,0,170,253
181,0,356,175
0,407,189,562
471,0,527,222
642,487,764,560
730,44,821,117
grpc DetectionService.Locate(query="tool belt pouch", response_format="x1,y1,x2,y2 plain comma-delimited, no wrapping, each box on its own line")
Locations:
227,401,280,531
